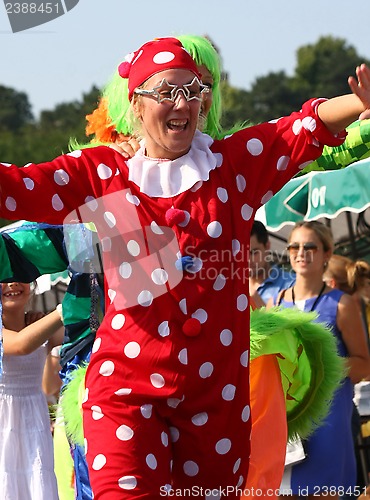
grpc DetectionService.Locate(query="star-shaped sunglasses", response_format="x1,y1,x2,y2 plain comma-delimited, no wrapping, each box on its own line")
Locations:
134,77,210,103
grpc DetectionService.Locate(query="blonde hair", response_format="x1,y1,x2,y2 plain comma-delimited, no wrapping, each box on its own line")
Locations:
288,221,334,253
324,255,370,294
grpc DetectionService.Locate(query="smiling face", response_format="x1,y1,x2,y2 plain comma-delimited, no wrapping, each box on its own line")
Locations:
288,227,332,278
133,69,201,160
2,282,31,312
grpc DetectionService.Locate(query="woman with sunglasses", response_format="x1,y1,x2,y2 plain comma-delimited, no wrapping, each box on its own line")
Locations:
0,35,370,498
270,221,370,499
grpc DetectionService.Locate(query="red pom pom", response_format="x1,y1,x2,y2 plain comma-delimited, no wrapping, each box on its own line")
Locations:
165,208,186,226
118,61,131,79
182,318,201,337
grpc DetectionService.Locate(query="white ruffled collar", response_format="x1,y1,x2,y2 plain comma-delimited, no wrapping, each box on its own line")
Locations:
127,130,217,198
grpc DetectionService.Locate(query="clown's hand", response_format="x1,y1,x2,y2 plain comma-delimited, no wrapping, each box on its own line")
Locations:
348,64,370,120
109,134,140,159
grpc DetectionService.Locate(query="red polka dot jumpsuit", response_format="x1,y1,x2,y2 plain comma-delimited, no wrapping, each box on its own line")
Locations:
0,99,345,498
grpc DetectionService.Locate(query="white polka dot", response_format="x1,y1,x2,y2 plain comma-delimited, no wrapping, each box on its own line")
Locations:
92,454,106,470
207,221,222,238
167,398,181,408
213,274,226,291
276,156,289,172
150,373,165,388
199,362,214,378
240,350,249,367
119,262,132,279
91,405,104,420
82,388,89,404
242,405,251,422
237,475,244,488
246,138,263,156
161,432,169,447
178,210,190,227
236,174,246,192
23,178,34,190
237,294,248,311
126,193,140,205
85,196,98,211
108,289,116,303
124,341,141,359
127,240,140,256
241,203,253,221
84,438,88,453
140,404,152,419
111,314,125,330
151,268,168,285
104,211,116,228
138,290,153,307
220,329,233,346
302,116,317,132
150,221,164,234
292,119,302,135
153,51,175,64
99,360,115,376
213,152,223,167
101,237,112,252
116,424,134,441
68,150,82,158
118,476,137,490
191,180,203,192
170,427,180,443
187,257,203,274
54,169,70,185
217,187,228,203
233,458,241,473
261,190,273,204
115,388,132,396
191,412,208,426
146,454,157,470
92,337,102,353
216,438,231,455
51,194,64,211
184,460,199,477
97,163,113,180
298,160,313,171
5,197,16,211
192,308,208,324
158,321,170,337
232,239,241,256
178,348,188,365
179,298,187,314
222,384,236,401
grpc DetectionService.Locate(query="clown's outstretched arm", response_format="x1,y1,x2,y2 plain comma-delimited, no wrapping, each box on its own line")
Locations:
301,119,370,174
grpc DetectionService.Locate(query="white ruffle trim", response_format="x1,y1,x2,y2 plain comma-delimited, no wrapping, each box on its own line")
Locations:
127,130,217,198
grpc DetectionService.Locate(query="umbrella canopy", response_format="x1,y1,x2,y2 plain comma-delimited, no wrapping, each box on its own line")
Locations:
256,158,370,259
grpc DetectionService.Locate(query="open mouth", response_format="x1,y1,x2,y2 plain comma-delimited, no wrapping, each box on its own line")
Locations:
167,119,188,131
3,291,22,297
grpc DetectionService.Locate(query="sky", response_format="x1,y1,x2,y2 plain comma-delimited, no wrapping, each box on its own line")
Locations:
1,0,370,117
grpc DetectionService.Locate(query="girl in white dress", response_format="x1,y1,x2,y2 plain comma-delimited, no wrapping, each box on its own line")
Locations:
0,282,64,500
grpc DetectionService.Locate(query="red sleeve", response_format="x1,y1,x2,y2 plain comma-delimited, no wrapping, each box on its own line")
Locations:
0,146,119,225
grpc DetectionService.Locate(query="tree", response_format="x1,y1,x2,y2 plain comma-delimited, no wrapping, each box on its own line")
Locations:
0,85,33,132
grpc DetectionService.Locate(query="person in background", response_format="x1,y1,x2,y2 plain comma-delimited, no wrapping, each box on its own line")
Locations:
0,281,64,500
271,221,370,499
249,220,296,307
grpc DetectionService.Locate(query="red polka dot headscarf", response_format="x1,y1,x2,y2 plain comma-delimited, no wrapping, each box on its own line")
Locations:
118,37,201,100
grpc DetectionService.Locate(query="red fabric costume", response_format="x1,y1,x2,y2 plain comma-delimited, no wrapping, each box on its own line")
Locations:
0,100,345,498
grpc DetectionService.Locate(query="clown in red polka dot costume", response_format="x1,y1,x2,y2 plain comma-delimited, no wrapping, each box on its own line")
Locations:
1,37,370,499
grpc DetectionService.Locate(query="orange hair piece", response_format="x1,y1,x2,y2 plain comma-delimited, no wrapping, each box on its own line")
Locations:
85,98,117,144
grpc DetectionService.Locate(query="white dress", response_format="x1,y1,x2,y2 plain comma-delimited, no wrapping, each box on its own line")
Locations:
0,344,59,499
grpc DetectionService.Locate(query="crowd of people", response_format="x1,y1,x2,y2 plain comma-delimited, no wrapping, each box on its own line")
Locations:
1,33,370,499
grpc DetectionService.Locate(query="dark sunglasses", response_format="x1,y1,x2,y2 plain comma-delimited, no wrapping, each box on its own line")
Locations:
286,242,319,254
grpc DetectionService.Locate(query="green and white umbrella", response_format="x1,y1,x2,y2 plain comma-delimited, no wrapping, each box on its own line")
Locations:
258,157,370,231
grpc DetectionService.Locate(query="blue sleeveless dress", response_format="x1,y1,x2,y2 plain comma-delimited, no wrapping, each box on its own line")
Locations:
279,288,356,494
